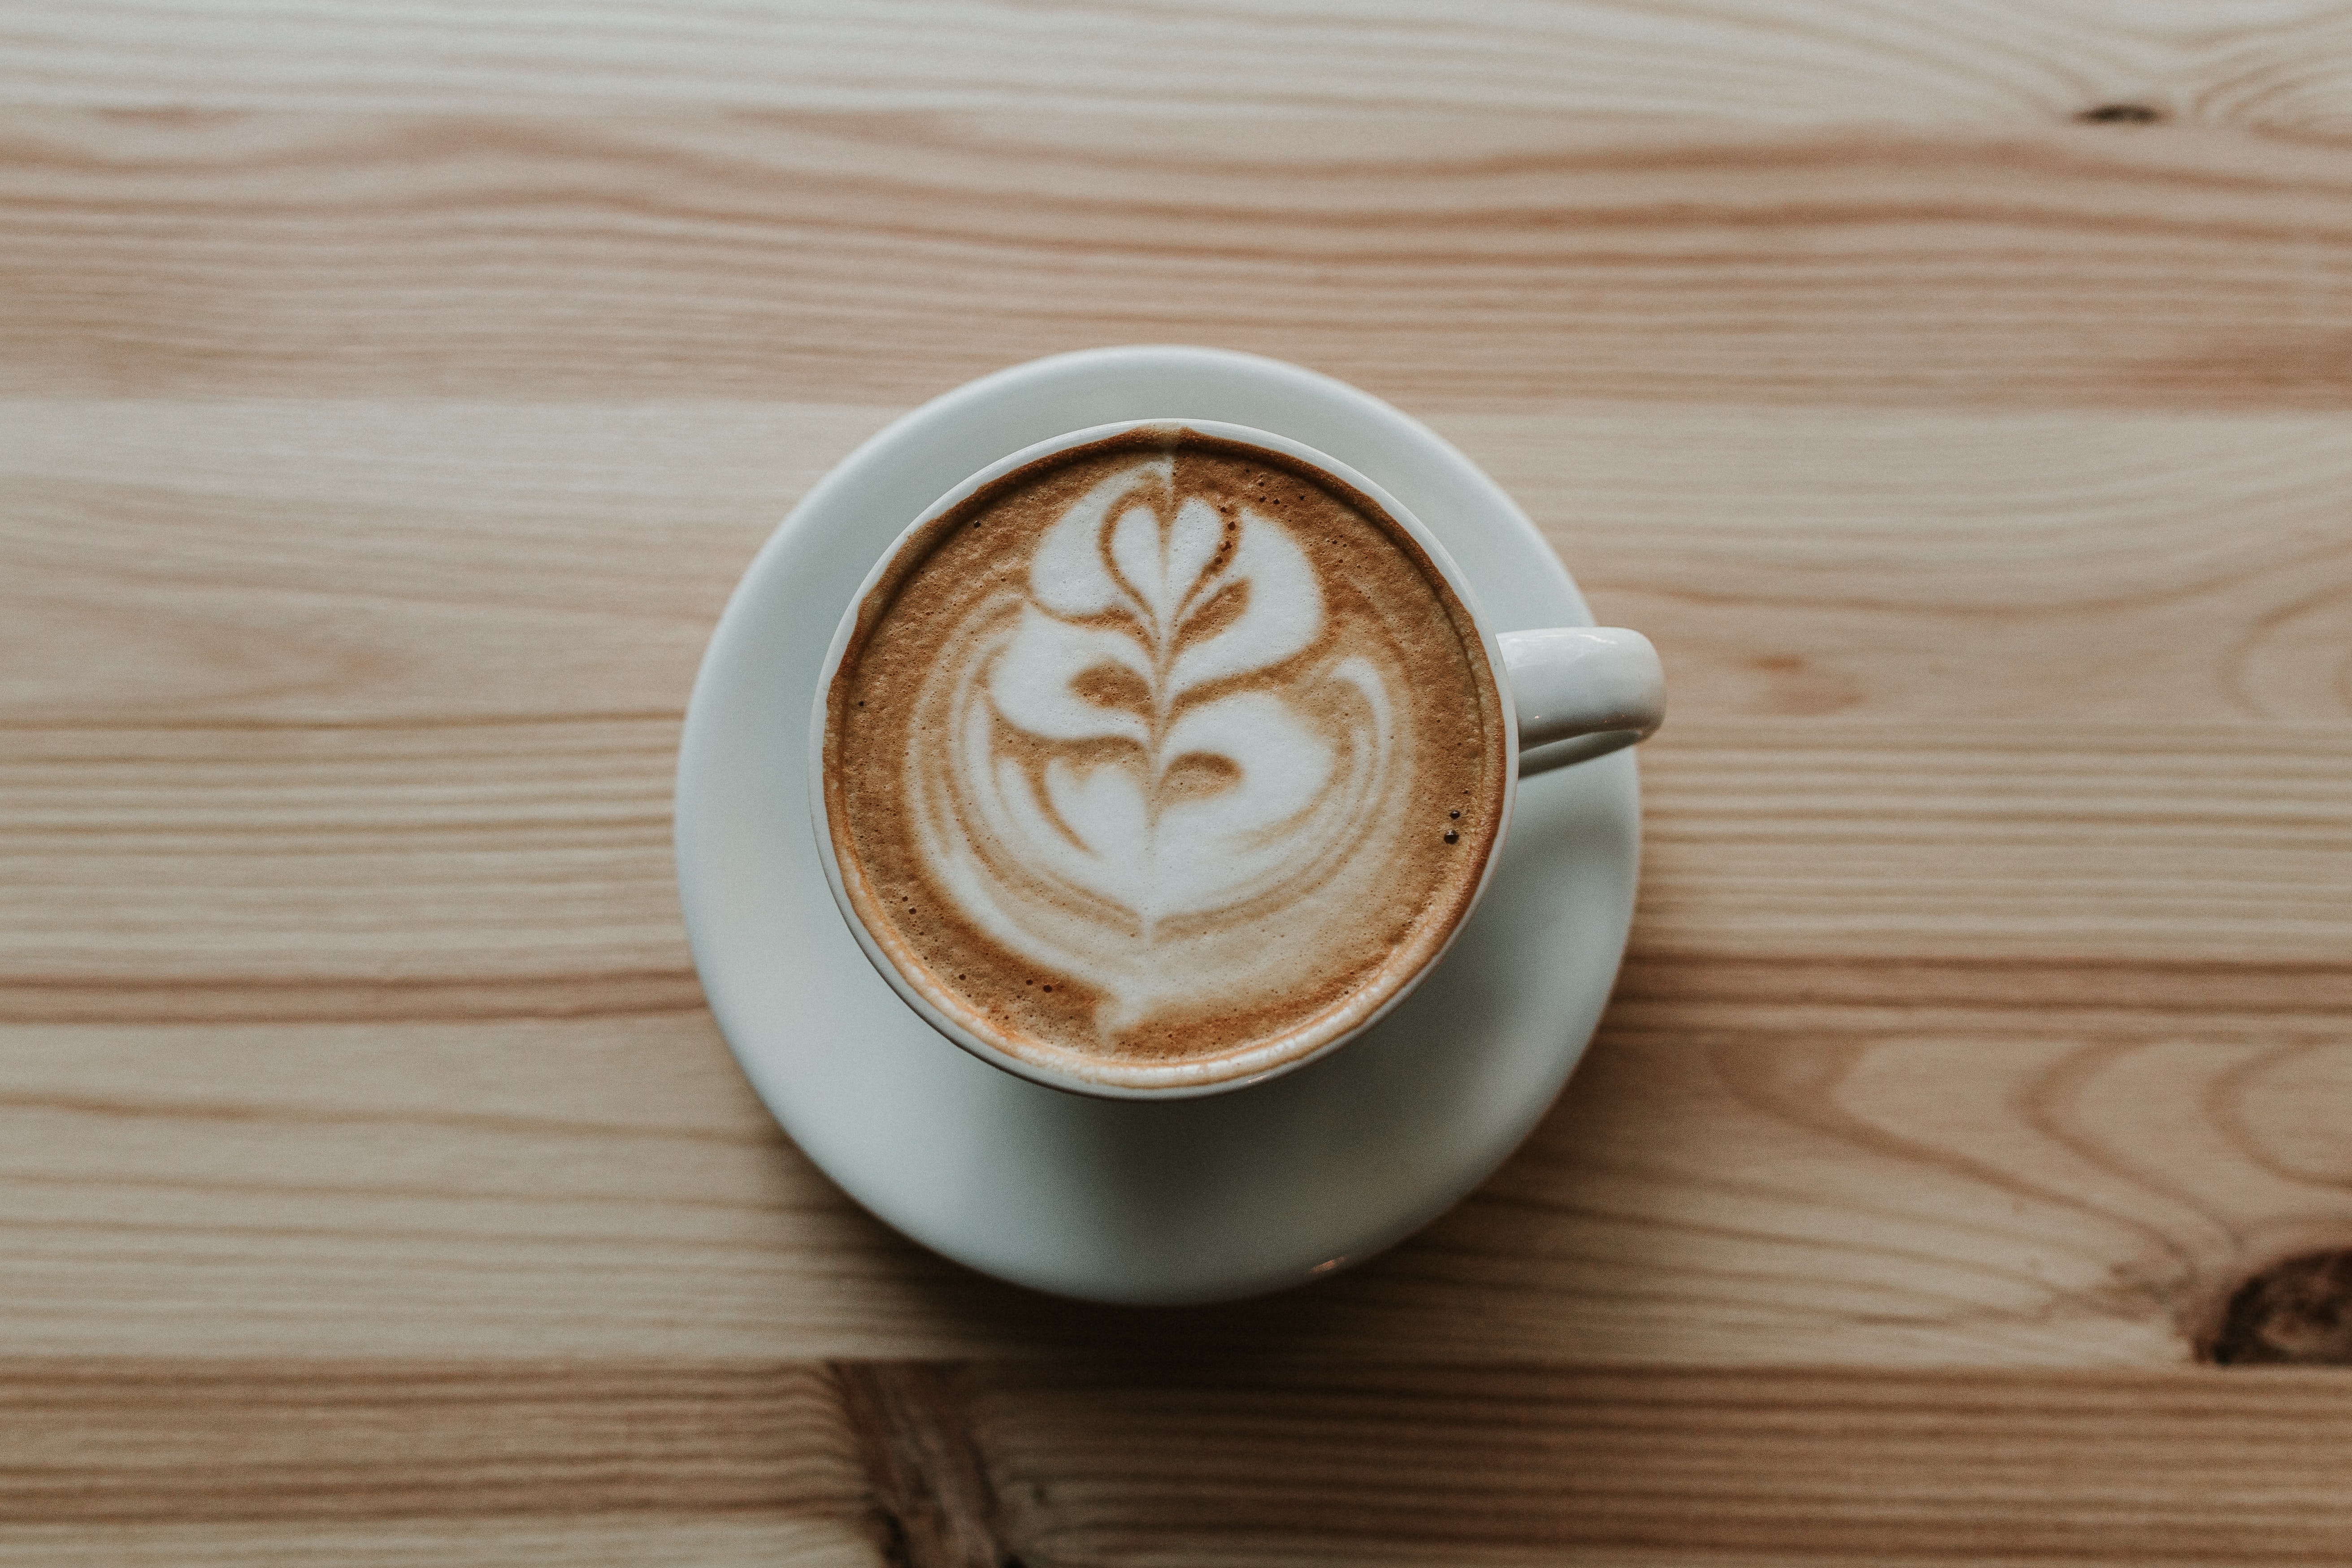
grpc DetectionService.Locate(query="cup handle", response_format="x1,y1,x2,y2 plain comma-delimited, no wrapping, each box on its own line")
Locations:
1499,627,1666,777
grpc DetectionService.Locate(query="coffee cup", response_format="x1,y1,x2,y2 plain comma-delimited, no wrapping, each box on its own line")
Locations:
810,420,1662,1100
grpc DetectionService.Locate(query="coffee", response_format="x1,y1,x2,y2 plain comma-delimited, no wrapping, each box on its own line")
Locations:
821,427,1508,1090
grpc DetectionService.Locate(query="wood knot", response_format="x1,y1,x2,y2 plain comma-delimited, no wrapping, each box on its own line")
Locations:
2077,103,2164,125
2196,1249,2352,1365
829,1362,1021,1568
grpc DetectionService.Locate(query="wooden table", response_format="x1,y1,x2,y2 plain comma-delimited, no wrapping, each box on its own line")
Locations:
8,3,2352,1561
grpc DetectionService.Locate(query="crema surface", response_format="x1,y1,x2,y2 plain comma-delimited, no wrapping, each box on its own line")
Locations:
823,429,1507,1088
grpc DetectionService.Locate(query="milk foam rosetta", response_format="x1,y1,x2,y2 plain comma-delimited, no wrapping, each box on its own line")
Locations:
825,430,1507,1084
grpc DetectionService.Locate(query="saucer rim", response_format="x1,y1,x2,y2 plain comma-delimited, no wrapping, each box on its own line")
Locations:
674,344,1640,1304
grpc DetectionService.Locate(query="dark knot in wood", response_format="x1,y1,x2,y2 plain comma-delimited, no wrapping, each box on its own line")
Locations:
829,1362,1026,1568
2197,1249,2352,1366
2077,103,2164,124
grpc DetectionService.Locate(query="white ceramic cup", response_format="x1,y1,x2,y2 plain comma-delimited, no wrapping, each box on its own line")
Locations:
809,420,1664,1099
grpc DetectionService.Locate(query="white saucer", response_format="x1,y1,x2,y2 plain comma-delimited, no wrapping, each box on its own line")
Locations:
674,347,1640,1305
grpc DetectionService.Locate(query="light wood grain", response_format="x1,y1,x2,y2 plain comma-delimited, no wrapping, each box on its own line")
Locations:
8,0,2352,130
0,1520,880,1568
11,0,2352,1559
0,1361,868,1522
6,112,2352,406
5,990,2351,1364
959,1362,2352,1564
3,1360,2348,1566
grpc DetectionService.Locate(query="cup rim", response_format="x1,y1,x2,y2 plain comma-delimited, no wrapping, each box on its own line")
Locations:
806,418,1522,1099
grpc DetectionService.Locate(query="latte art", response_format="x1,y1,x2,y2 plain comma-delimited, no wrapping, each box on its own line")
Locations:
916,455,1402,1026
824,429,1507,1087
